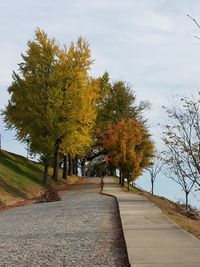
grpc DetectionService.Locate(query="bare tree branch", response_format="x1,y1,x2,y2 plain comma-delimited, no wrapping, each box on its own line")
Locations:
162,94,200,209
187,14,200,30
147,151,164,195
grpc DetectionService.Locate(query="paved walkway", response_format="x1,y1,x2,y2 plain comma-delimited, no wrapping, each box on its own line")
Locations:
102,177,200,267
0,178,129,267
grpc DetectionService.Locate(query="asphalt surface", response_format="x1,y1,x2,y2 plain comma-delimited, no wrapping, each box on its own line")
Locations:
0,177,129,267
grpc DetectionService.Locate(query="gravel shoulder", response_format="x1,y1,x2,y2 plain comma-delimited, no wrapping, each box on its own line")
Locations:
0,177,129,267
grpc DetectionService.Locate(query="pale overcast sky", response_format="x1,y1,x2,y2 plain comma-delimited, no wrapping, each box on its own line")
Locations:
1,0,200,156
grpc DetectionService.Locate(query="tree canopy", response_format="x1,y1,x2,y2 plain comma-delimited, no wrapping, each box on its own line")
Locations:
93,72,154,187
97,118,154,187
3,29,99,183
3,28,154,186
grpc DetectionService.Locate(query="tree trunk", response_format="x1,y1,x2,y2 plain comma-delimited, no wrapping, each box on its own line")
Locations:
81,159,85,177
62,155,68,180
119,170,122,184
68,154,73,176
52,147,59,182
127,178,130,191
74,155,78,175
72,158,75,175
185,192,189,210
121,177,124,187
110,167,114,176
43,163,49,185
151,178,154,195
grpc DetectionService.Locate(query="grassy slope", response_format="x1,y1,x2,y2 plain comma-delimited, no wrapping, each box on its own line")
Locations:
0,150,45,204
0,150,80,206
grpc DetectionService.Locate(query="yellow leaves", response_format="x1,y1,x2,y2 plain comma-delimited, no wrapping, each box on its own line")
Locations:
4,28,99,161
57,41,98,157
5,27,153,176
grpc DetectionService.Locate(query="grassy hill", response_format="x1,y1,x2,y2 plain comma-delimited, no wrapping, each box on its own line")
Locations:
0,150,45,205
0,150,80,207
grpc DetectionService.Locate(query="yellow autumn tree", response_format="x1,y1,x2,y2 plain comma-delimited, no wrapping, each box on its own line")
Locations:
51,38,99,180
3,29,99,184
3,29,61,184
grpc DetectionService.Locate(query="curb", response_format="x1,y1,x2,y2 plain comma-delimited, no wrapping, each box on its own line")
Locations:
101,178,131,267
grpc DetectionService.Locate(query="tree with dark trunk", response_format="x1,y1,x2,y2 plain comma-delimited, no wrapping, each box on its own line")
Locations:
43,162,49,185
74,155,78,175
52,145,60,182
147,152,163,195
80,158,86,176
68,154,73,176
164,159,194,211
127,177,130,191
62,155,68,179
119,169,122,185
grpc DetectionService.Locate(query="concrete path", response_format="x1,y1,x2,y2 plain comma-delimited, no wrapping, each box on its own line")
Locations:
0,178,129,267
102,177,200,267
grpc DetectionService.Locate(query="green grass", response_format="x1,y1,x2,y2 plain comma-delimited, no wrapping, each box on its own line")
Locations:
0,150,81,206
0,150,45,204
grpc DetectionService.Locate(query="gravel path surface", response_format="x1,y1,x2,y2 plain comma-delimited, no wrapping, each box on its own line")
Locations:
0,177,129,267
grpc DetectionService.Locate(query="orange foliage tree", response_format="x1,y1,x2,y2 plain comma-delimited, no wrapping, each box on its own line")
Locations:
97,119,154,189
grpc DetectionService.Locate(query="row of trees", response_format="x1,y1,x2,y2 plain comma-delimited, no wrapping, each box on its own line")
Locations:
95,74,154,188
2,29,154,187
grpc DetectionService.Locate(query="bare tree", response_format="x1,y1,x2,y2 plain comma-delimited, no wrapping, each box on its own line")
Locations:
162,94,200,209
147,152,163,195
163,144,196,210
187,14,200,40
